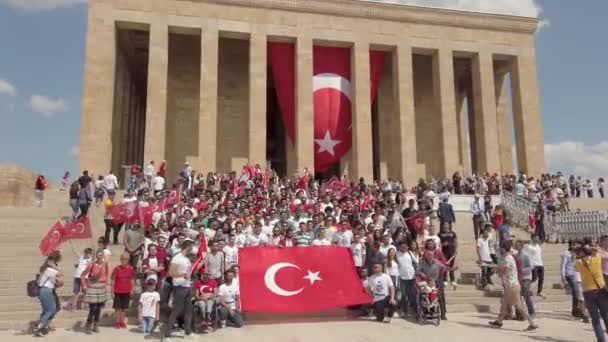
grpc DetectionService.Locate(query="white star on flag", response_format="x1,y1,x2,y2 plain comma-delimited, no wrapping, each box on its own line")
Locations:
315,131,341,156
303,270,322,285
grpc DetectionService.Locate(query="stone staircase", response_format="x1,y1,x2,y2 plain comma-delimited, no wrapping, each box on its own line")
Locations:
0,191,603,330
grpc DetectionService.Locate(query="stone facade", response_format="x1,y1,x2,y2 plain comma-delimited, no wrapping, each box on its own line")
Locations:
80,0,546,182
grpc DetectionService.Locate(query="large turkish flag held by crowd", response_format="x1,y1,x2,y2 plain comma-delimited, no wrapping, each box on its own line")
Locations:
269,43,385,172
239,247,370,313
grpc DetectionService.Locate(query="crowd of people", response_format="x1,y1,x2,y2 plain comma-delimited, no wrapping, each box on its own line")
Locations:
31,161,608,341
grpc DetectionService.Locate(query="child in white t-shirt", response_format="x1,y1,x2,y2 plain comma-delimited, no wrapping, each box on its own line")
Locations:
139,279,160,334
64,245,93,310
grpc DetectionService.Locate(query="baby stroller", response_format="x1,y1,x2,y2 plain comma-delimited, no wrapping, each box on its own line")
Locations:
416,277,441,326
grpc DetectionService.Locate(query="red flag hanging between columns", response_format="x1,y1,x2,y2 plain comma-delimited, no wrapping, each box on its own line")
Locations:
63,216,92,240
269,43,385,172
239,246,370,313
39,221,67,256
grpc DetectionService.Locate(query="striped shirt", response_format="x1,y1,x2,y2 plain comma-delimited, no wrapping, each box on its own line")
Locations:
294,232,312,247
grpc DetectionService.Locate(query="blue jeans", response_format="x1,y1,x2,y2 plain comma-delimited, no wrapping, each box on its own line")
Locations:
583,289,608,342
39,287,57,328
521,279,535,316
140,317,155,333
218,307,244,327
399,278,417,316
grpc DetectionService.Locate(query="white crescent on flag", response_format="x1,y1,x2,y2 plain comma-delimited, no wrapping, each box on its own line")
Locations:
313,73,352,101
264,263,304,297
75,222,85,234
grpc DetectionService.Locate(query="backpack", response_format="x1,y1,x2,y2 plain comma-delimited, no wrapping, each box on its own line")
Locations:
26,274,41,298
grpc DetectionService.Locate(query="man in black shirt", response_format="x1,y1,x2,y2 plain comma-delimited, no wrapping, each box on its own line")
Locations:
78,170,93,190
401,199,418,240
438,223,458,287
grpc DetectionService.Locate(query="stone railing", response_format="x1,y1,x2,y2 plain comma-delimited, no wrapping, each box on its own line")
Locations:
501,191,608,242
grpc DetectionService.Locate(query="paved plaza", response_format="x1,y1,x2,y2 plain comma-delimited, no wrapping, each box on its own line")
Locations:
2,312,595,342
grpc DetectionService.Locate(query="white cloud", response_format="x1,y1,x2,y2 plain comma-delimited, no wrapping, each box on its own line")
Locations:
2,0,86,11
365,0,542,17
0,79,17,96
69,145,79,157
29,94,68,117
545,141,608,180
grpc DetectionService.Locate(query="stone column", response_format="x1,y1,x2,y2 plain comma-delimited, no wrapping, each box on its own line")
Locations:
393,43,417,183
510,51,545,176
434,48,459,177
351,42,374,182
455,90,471,176
495,71,514,175
295,36,315,173
111,53,126,174
143,21,169,166
248,33,267,167
471,51,501,173
127,82,137,164
79,5,116,175
197,28,219,174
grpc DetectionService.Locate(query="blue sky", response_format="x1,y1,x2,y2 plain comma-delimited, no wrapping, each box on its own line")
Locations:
0,0,606,181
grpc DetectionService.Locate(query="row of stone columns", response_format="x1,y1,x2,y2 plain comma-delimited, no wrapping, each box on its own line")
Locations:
81,18,544,180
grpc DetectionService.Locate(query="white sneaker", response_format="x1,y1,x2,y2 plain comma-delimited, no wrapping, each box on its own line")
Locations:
183,334,196,340
220,320,227,328
383,317,391,324
451,281,459,287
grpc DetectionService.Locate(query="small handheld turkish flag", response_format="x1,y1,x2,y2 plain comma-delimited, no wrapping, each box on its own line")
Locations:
239,246,370,313
110,201,139,225
39,221,67,256
63,216,92,240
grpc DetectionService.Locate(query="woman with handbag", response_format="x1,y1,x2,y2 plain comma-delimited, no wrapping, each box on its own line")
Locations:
33,251,64,337
80,250,109,333
576,245,608,342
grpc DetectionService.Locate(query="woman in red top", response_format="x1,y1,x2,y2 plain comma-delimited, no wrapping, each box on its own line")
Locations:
159,160,167,178
34,174,47,207
111,254,136,329
81,250,109,333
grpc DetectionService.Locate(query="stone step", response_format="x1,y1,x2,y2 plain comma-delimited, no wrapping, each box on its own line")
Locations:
0,302,575,331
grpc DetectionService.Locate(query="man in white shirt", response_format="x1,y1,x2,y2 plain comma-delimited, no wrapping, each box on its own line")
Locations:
103,171,119,195
470,193,484,241
152,173,165,196
351,233,366,269
233,222,247,248
489,240,537,331
367,262,396,323
312,228,331,246
423,225,441,248
524,234,545,298
144,160,155,188
476,228,494,288
218,270,243,328
396,242,417,318
223,235,239,268
163,240,194,339
332,227,353,247
245,222,268,247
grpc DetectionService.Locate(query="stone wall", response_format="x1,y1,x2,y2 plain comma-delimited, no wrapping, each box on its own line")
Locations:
0,164,39,207
216,38,249,172
413,54,442,178
165,33,201,178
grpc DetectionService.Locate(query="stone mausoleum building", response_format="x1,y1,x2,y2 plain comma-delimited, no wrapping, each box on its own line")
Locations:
79,0,546,182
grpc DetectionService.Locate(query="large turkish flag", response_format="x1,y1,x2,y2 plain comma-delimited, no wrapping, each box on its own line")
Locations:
269,44,385,173
239,246,370,313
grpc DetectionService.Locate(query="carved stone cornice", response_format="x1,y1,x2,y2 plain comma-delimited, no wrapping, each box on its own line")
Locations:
183,0,538,33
